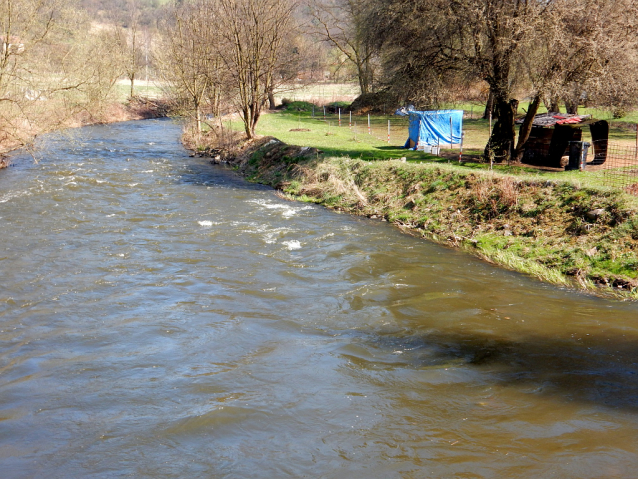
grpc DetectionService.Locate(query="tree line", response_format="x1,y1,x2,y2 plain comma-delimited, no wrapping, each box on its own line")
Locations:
2,0,637,161
308,0,638,161
157,0,638,161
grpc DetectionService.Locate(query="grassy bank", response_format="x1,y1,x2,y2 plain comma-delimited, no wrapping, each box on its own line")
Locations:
223,135,638,299
189,106,638,298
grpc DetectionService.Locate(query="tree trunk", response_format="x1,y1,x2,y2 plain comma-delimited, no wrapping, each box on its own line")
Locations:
251,107,261,137
267,87,276,110
513,94,541,162
195,101,202,135
485,98,518,163
357,63,370,95
549,96,560,113
130,74,135,98
483,91,495,120
244,115,253,139
356,51,372,96
564,97,578,114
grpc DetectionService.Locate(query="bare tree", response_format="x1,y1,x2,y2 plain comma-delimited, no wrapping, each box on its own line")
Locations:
307,0,375,95
115,0,145,98
368,0,638,162
156,0,219,134
513,0,638,159
215,0,299,139
0,0,124,150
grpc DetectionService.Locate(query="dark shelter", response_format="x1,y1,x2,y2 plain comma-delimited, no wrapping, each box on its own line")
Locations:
517,113,609,168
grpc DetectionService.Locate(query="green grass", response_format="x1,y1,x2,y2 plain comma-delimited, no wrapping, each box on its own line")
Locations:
250,110,638,200
233,139,638,298
255,110,424,161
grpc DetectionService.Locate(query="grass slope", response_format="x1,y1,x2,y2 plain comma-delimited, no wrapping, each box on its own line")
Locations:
230,135,638,299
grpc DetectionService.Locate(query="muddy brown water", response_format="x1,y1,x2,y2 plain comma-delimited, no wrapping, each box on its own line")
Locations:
1,120,638,478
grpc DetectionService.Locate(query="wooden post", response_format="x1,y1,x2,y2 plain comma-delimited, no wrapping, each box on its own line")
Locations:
368,114,371,135
388,120,391,143
459,132,464,163
323,106,326,120
450,117,453,149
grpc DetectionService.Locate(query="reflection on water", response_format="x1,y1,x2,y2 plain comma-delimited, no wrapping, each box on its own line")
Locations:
1,120,637,478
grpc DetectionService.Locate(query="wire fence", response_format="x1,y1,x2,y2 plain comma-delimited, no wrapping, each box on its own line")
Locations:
309,109,470,151
308,110,638,195
590,141,638,194
311,110,410,146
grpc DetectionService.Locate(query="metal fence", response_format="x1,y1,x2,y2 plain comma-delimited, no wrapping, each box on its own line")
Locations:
312,110,410,146
311,110,468,151
590,141,638,194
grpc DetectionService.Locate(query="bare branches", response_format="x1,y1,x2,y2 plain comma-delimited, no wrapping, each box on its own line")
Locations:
0,0,127,150
158,0,300,140
306,0,376,94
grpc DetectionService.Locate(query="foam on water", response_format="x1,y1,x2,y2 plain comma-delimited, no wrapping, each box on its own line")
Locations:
282,240,302,250
248,198,313,218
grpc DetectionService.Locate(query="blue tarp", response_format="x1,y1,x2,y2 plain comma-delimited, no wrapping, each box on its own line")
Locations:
404,110,463,149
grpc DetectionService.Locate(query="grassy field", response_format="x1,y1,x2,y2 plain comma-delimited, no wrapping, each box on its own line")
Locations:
113,80,164,101
250,109,638,196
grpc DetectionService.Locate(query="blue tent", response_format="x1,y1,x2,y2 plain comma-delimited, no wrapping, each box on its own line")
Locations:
404,110,463,149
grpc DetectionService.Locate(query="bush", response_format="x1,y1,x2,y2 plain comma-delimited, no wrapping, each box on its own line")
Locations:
280,99,316,112
349,91,396,113
324,101,352,113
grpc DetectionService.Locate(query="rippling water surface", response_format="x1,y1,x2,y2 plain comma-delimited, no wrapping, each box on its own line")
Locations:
1,120,638,478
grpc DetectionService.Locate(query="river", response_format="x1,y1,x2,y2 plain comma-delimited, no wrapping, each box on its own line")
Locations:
1,120,638,478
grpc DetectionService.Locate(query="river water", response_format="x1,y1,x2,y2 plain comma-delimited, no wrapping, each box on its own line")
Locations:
1,120,638,478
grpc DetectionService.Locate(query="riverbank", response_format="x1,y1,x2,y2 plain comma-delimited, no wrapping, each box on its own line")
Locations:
207,135,638,299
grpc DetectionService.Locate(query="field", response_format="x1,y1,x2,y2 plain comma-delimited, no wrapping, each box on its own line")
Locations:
249,107,638,197
114,79,164,100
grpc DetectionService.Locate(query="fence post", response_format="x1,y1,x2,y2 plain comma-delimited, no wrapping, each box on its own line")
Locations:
388,120,391,143
450,117,453,149
368,114,371,135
